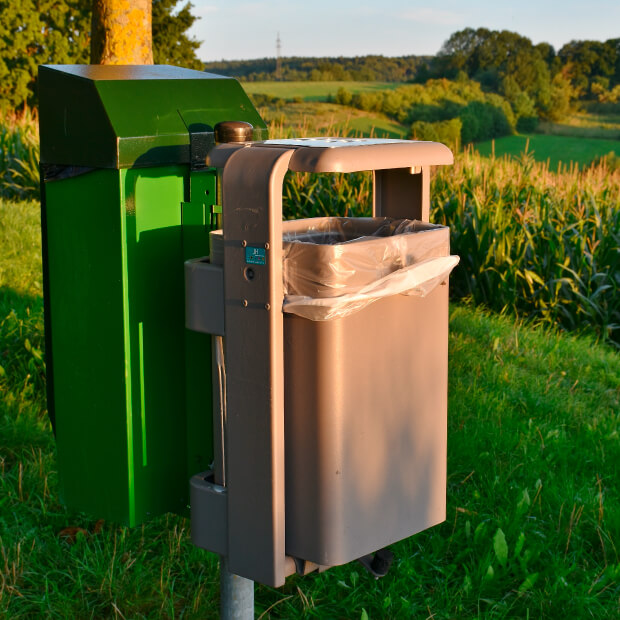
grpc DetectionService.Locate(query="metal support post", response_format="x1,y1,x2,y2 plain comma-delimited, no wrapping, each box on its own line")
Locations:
220,556,254,620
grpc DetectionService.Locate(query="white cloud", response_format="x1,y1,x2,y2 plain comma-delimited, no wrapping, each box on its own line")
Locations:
399,8,462,26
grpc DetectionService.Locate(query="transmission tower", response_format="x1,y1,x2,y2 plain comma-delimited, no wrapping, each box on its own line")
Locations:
276,32,282,81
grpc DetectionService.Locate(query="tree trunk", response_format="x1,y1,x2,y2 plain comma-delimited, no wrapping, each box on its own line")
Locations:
91,0,153,65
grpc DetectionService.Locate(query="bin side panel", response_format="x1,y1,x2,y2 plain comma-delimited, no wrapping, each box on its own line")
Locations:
284,285,448,565
181,172,217,484
45,170,130,521
121,167,212,521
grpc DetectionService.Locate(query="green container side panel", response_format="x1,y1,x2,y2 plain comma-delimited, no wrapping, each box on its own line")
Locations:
45,169,130,520
44,166,214,526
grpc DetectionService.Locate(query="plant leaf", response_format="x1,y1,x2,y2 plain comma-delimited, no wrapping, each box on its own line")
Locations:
518,572,539,593
493,528,508,567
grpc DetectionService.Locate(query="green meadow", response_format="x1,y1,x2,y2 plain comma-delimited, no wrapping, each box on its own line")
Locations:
241,80,406,101
475,134,620,170
245,81,620,169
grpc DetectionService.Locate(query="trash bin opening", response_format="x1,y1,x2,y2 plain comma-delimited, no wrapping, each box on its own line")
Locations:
281,217,459,321
281,217,443,246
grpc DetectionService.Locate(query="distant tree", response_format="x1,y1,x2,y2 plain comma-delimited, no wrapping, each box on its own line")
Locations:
545,73,576,119
0,0,90,109
152,0,202,70
435,28,560,117
202,55,428,83
535,42,557,71
435,27,485,76
91,0,153,64
558,39,618,97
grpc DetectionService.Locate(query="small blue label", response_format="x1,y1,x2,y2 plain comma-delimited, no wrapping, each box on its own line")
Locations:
245,246,266,265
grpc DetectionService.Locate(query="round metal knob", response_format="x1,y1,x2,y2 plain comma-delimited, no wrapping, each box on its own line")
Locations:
214,121,254,143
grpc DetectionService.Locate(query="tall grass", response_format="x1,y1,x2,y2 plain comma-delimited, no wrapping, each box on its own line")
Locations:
1,111,618,346
0,108,40,200
273,116,620,348
433,148,620,347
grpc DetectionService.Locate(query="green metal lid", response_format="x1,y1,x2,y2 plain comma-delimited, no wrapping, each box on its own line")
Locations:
38,65,267,169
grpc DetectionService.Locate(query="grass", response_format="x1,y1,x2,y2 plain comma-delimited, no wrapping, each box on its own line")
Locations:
537,111,620,141
258,101,408,139
241,80,406,102
474,134,620,169
1,199,619,617
0,108,40,200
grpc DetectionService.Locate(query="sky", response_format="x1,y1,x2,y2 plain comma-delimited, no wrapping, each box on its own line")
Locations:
189,0,620,61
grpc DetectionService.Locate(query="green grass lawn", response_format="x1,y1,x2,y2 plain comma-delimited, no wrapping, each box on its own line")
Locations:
1,199,619,617
241,80,406,101
474,133,620,169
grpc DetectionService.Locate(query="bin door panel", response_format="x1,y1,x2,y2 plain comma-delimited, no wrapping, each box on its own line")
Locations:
284,285,449,566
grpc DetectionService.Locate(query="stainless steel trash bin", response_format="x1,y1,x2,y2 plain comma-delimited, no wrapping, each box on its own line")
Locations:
206,215,456,565
186,138,456,586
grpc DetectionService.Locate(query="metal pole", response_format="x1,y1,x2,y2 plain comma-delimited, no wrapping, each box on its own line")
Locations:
220,556,254,620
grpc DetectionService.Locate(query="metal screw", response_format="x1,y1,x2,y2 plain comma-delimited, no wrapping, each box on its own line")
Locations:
264,303,270,310
241,240,247,247
264,242,270,250
242,299,248,307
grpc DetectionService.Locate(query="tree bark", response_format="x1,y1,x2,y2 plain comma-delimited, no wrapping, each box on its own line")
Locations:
91,0,153,65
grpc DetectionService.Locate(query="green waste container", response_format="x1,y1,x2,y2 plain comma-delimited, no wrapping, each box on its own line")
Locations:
39,64,266,525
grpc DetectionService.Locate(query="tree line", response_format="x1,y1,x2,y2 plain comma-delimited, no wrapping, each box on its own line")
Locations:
432,28,620,117
1,1,618,122
207,28,620,114
203,55,429,83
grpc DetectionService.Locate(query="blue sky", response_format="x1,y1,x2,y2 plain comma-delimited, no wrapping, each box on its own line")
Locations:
189,1,619,61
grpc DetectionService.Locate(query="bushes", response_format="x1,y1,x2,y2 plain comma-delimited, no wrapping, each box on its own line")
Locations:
516,116,539,133
459,100,513,143
337,78,516,144
410,118,462,149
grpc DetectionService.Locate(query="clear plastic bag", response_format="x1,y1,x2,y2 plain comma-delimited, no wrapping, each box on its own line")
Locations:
281,217,459,321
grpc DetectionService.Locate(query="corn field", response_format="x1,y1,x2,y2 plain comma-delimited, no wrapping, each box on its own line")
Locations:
1,112,618,347
0,108,40,200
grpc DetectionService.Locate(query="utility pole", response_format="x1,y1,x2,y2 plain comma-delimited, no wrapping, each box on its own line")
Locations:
276,32,282,80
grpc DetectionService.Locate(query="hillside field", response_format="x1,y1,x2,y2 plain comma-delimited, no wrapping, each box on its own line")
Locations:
474,134,620,169
257,101,408,139
241,80,406,101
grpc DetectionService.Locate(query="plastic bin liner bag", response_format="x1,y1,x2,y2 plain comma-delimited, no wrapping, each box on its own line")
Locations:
281,217,459,321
